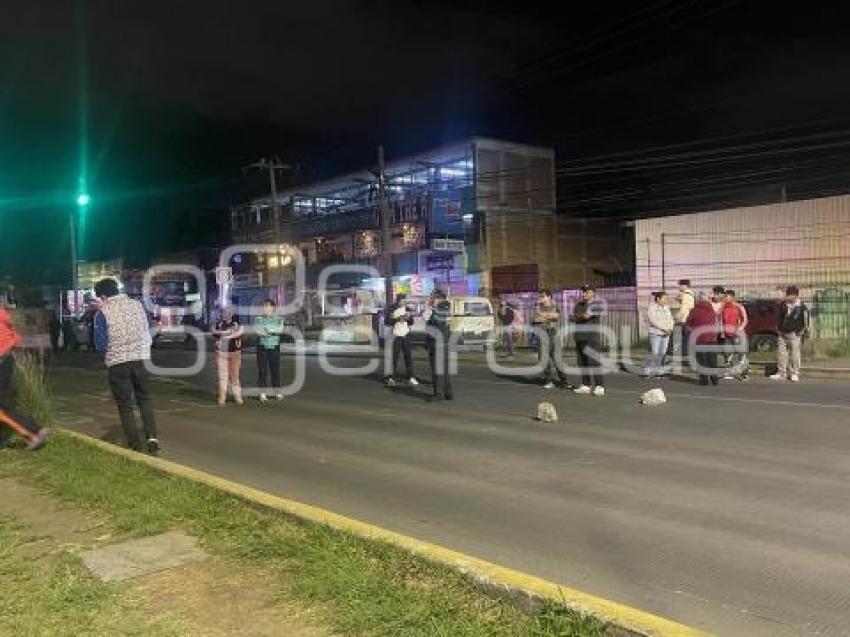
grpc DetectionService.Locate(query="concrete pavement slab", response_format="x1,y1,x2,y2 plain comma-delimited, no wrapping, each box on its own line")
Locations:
80,530,207,582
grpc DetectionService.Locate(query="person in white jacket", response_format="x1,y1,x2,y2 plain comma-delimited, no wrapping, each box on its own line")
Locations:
645,291,674,380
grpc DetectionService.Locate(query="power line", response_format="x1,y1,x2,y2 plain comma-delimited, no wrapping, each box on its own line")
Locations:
554,117,843,165
486,0,699,93
556,129,850,174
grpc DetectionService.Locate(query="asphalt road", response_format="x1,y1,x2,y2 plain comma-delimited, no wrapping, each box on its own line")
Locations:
49,347,850,636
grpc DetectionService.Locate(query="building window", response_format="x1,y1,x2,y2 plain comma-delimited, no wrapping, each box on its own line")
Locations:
401,223,424,249
355,231,379,258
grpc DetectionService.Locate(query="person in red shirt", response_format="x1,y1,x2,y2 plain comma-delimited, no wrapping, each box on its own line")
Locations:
686,291,724,386
0,307,49,450
721,290,749,380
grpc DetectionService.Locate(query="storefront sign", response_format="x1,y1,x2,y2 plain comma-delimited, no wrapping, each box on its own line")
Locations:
390,194,432,224
431,238,464,252
425,254,455,271
233,273,263,289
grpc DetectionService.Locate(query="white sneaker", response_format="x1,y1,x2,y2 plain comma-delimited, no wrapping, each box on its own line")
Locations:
275,393,284,400
592,386,605,397
259,393,268,403
573,385,592,395
386,378,396,387
789,374,800,383
543,382,555,389
768,373,785,381
409,377,419,386
722,375,734,380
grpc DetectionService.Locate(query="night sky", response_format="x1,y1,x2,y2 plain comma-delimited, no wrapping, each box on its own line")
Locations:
2,1,850,286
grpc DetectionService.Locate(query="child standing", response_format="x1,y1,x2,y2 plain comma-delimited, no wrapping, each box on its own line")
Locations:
254,299,285,402
212,308,244,406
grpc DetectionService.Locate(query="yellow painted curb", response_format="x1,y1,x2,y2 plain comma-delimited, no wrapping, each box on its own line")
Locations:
61,428,710,637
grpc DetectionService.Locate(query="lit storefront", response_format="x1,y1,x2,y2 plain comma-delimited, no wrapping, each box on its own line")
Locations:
230,137,555,296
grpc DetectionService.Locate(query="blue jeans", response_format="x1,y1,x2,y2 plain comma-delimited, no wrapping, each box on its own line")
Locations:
646,333,670,377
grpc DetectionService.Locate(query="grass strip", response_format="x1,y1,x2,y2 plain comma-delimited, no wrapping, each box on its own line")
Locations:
0,514,180,636
0,434,607,636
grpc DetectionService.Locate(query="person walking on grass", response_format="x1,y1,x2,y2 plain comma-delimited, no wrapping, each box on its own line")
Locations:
532,289,567,389
0,306,49,451
571,285,606,396
385,294,417,388
644,291,674,382
721,290,749,381
770,285,809,383
211,307,244,405
93,278,159,454
254,299,285,402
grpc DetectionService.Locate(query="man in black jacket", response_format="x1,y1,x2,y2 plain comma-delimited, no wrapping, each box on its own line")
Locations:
571,285,606,396
426,290,453,401
770,285,809,383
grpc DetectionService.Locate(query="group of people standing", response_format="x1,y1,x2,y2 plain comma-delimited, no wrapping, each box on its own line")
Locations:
1,274,817,456
681,283,751,385
525,279,811,392
210,300,287,405
89,280,291,454
533,285,606,395
384,290,453,401
649,280,809,386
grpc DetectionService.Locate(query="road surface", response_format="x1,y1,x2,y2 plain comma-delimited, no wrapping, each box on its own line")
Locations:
49,347,850,636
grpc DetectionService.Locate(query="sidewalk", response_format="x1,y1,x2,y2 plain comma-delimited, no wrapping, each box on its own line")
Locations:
497,349,850,380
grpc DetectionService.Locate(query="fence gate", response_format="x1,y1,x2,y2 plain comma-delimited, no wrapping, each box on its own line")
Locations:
813,288,849,340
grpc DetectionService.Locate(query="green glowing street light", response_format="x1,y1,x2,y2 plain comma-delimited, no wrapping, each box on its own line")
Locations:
69,191,90,314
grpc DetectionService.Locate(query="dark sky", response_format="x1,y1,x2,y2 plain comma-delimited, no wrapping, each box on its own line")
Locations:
3,1,850,285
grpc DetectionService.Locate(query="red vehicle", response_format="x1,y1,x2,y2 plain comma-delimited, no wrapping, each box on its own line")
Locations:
742,299,781,352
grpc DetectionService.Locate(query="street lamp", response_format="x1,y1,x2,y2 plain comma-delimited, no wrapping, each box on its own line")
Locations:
70,191,90,315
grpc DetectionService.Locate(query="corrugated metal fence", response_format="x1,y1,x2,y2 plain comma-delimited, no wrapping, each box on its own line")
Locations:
634,195,850,341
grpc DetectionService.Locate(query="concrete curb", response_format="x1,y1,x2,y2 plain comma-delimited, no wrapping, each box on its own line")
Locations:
60,428,709,637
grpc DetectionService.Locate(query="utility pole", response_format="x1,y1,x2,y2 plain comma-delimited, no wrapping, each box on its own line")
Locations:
244,157,291,245
378,145,393,305
269,158,281,246
69,209,78,315
70,191,90,316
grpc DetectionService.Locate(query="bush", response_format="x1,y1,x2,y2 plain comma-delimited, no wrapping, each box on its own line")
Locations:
825,339,850,359
13,351,54,428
